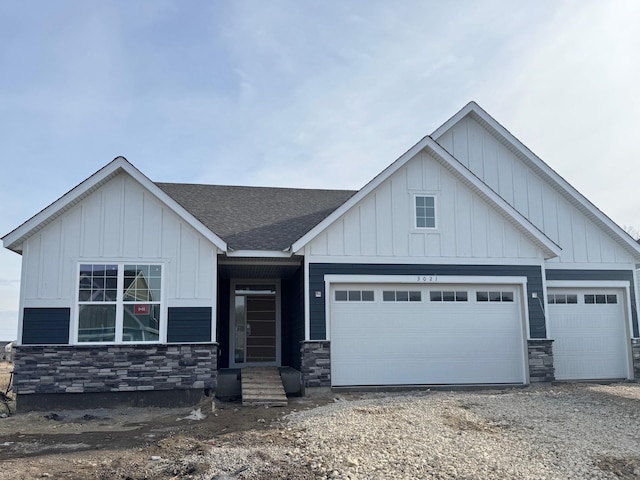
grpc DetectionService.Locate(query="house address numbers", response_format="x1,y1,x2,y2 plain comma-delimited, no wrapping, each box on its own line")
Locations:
417,276,438,282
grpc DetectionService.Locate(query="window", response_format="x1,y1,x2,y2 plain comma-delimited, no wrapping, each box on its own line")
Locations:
335,290,374,302
383,291,422,302
584,294,617,304
415,195,436,229
430,291,468,302
476,291,514,303
78,264,162,343
548,294,578,305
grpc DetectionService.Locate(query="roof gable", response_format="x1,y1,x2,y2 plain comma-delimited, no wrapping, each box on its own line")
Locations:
292,135,561,259
2,157,228,253
432,101,640,262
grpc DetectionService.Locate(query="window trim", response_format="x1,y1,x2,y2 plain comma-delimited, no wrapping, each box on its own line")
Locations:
74,262,165,345
413,194,437,230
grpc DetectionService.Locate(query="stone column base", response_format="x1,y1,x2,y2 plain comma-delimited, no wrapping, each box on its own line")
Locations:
528,339,554,382
300,341,330,388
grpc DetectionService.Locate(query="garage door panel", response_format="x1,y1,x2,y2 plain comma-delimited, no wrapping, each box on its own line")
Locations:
549,288,628,380
330,283,525,386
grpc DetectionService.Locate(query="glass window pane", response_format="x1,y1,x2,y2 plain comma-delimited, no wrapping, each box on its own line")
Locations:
595,294,606,304
456,291,468,302
425,197,434,208
362,291,374,301
424,217,435,228
556,294,566,304
606,294,617,304
416,217,426,228
123,304,160,342
383,291,395,302
430,291,442,302
335,291,347,301
78,289,91,302
489,291,501,302
409,291,421,302
416,196,426,207
443,291,455,302
501,292,513,302
348,291,361,301
547,295,555,304
78,304,116,342
477,292,489,302
396,291,409,302
585,294,595,304
234,296,246,363
567,295,578,304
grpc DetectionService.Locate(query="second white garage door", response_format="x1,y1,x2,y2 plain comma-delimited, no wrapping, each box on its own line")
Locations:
548,288,629,380
330,283,527,386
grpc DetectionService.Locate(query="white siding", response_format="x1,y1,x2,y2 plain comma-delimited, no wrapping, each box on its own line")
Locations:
307,151,544,261
436,116,636,265
21,172,218,308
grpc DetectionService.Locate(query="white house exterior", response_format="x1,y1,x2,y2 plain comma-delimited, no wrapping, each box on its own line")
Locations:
4,102,640,410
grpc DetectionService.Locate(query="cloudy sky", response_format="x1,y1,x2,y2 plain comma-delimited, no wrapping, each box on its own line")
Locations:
1,0,639,340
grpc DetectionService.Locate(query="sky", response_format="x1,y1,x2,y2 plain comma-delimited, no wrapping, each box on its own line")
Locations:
1,0,640,340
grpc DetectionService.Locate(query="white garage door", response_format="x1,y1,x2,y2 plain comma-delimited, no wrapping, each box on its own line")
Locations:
330,283,526,386
548,288,629,380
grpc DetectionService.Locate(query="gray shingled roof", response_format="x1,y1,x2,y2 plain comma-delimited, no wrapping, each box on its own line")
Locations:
156,183,356,251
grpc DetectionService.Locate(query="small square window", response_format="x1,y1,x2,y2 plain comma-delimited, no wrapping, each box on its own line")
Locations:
409,291,422,302
430,291,443,302
585,294,595,304
606,294,617,304
362,291,374,302
476,292,489,302
335,291,347,301
489,292,501,302
567,295,578,304
595,294,606,304
455,291,468,302
383,291,395,302
396,291,409,302
348,291,361,301
442,291,455,302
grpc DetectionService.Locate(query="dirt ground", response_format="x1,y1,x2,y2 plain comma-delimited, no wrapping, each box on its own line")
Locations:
0,361,332,479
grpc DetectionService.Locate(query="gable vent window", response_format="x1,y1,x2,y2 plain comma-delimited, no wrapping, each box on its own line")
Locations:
584,294,617,304
415,195,436,229
383,291,422,302
476,291,514,303
548,294,578,304
430,291,467,302
335,290,374,302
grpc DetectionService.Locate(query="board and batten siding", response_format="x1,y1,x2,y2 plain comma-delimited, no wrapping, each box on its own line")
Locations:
435,116,635,265
307,150,544,261
20,172,218,311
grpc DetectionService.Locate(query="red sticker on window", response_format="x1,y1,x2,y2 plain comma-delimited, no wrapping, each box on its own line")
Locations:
134,304,150,315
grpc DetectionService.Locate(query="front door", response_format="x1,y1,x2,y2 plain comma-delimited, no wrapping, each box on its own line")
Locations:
231,283,280,367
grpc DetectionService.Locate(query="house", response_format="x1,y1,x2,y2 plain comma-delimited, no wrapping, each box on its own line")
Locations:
4,102,640,411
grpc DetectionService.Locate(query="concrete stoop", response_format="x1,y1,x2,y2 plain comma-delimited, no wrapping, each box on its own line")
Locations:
241,367,288,407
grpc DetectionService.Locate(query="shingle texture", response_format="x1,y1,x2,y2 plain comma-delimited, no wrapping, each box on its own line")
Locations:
156,183,356,251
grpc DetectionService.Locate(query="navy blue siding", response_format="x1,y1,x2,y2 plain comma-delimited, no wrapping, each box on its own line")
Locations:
22,308,70,345
167,307,212,343
216,277,231,368
282,266,305,370
309,264,546,340
546,269,638,337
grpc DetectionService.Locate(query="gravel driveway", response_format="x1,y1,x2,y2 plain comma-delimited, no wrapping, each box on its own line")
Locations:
279,383,640,479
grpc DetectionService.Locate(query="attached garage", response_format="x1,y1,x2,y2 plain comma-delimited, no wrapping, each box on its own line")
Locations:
547,287,631,380
329,281,528,386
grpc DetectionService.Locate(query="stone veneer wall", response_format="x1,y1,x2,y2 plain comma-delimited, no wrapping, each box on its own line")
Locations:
527,339,555,382
13,344,218,395
631,339,640,381
301,340,330,387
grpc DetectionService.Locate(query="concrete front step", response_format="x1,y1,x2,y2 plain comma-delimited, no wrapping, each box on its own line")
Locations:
241,367,288,407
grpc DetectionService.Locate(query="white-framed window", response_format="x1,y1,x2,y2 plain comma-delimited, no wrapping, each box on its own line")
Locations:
476,291,514,303
414,195,436,229
430,291,468,302
383,290,422,302
548,293,578,305
584,293,617,304
334,290,374,302
77,263,163,343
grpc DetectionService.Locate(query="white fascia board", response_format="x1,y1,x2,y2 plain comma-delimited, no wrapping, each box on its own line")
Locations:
546,280,629,289
2,157,228,253
226,250,291,258
544,262,636,271
306,255,544,266
324,274,528,285
425,140,561,259
291,134,433,254
433,102,640,261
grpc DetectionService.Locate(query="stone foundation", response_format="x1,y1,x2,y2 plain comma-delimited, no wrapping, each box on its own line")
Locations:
528,339,555,382
631,339,640,381
13,343,218,395
301,341,330,387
